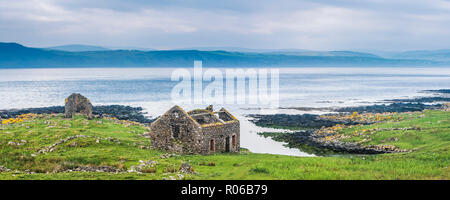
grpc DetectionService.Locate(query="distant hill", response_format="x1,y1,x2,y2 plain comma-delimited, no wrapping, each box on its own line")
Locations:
107,46,155,51
45,44,110,52
0,42,447,68
178,47,379,58
175,47,304,53
387,50,450,62
263,50,380,58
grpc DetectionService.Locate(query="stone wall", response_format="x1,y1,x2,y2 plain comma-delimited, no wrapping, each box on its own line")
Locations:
149,106,203,154
200,122,240,154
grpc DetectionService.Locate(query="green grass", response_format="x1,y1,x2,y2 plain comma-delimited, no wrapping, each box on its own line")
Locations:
340,110,450,151
0,111,449,180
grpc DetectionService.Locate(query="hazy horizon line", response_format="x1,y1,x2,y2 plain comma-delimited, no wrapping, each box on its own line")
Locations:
4,41,450,53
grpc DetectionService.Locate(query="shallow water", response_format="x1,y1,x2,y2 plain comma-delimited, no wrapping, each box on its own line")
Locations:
0,67,449,156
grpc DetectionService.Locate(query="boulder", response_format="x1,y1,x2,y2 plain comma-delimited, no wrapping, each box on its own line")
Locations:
64,93,93,119
179,162,194,174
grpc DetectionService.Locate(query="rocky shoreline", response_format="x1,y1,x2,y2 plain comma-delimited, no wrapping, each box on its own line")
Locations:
335,102,442,113
250,89,449,155
257,129,408,155
0,105,154,123
282,102,443,113
249,113,369,129
250,114,396,155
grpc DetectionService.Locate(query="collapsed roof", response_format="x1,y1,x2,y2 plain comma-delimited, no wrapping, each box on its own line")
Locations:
186,106,237,126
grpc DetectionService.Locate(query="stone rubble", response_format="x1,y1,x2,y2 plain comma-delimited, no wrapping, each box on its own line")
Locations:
179,162,195,174
7,140,27,146
0,166,11,172
33,134,124,156
163,173,185,180
66,166,124,173
160,153,179,159
127,159,159,173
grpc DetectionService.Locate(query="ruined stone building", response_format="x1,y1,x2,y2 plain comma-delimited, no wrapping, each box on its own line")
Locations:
149,105,240,154
64,93,93,119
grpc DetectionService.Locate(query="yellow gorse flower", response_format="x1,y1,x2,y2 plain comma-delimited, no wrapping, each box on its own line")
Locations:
1,113,37,125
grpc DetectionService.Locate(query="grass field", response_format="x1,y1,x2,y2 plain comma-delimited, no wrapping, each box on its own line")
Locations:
0,110,449,180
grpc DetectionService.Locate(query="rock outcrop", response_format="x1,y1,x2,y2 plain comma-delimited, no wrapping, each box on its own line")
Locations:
64,93,93,119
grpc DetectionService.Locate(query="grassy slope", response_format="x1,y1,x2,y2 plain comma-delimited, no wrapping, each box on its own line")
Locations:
0,111,449,180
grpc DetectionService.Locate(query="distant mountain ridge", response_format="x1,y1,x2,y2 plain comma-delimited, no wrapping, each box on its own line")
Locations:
386,50,450,61
0,42,448,68
176,47,380,57
45,44,111,52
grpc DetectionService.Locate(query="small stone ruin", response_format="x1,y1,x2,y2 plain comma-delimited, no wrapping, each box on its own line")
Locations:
64,93,93,119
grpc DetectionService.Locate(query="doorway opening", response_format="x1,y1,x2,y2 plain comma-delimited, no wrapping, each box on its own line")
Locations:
225,136,230,152
209,139,215,152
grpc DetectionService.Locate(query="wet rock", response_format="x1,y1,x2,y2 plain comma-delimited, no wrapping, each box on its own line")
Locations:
335,103,442,114
423,89,450,94
0,106,65,119
384,89,449,106
0,105,154,124
94,105,153,123
249,114,363,129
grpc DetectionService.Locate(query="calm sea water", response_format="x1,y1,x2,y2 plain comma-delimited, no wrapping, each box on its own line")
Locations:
1,67,449,156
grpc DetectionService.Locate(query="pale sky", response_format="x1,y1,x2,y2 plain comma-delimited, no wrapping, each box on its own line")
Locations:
1,0,450,51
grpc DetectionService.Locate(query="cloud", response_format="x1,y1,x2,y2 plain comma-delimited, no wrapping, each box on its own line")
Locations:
0,0,450,50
